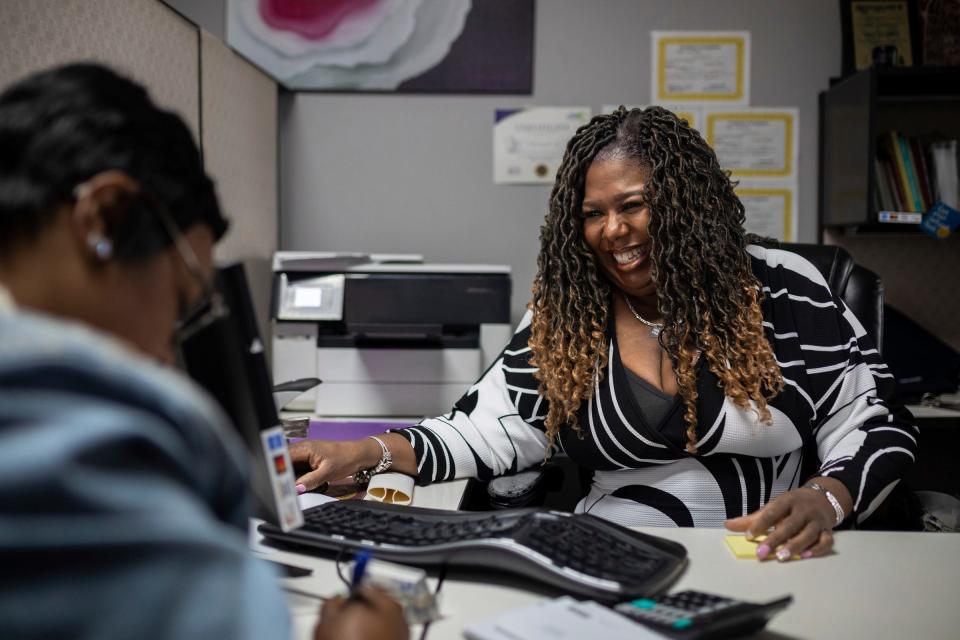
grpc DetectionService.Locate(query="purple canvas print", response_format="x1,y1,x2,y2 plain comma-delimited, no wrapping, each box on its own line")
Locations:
227,0,533,92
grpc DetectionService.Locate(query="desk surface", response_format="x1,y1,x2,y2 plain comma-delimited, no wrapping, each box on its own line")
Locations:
263,525,960,640
430,527,960,640
255,479,960,640
906,403,960,421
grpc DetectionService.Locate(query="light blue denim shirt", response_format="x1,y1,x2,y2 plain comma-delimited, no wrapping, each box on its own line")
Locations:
0,290,290,639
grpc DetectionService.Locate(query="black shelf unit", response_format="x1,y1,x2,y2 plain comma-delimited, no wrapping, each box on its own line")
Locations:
818,66,960,236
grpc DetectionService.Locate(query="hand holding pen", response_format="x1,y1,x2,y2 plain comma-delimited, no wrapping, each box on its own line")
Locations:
313,551,409,640
350,549,372,597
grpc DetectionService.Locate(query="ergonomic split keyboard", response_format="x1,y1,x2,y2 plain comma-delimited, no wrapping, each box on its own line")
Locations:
257,500,687,602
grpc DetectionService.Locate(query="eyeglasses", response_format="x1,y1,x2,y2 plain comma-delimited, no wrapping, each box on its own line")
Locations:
141,191,229,344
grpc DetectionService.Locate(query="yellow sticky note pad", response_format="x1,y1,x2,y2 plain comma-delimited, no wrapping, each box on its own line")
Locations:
725,535,801,560
725,535,764,559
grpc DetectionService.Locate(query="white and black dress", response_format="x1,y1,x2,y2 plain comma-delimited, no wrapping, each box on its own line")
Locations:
393,246,917,528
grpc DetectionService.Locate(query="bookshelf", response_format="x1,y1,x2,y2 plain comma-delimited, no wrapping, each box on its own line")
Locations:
818,66,960,235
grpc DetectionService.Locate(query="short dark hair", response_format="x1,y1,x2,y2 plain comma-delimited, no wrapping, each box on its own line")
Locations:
0,63,227,260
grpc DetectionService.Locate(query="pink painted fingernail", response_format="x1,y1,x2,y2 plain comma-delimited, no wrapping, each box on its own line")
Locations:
801,550,813,559
776,548,791,562
295,483,306,494
756,544,770,558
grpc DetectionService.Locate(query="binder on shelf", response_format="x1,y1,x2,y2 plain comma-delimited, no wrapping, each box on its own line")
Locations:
878,136,901,211
909,138,933,210
887,133,913,211
876,140,905,212
873,159,895,212
930,140,959,209
889,159,907,211
894,132,924,212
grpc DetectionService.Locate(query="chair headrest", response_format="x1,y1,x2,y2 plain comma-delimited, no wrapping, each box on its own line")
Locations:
768,242,855,294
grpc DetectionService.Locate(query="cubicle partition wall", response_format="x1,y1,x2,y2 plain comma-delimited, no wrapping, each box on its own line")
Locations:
0,0,279,357
199,29,278,352
0,1,200,136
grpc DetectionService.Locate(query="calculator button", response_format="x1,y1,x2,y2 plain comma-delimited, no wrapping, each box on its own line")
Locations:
673,618,694,629
630,599,657,609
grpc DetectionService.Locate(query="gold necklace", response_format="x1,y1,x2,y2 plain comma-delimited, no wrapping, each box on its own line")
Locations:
624,295,663,338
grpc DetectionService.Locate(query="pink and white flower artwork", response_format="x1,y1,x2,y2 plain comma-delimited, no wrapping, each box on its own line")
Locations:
227,0,473,90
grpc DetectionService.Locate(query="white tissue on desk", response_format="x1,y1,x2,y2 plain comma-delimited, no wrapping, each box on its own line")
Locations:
298,492,336,511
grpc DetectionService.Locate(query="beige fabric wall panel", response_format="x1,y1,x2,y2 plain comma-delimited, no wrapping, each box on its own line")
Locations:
200,29,277,345
825,232,960,351
0,0,199,136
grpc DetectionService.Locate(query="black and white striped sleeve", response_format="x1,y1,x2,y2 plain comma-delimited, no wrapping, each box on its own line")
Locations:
808,295,918,524
391,310,552,486
757,247,919,525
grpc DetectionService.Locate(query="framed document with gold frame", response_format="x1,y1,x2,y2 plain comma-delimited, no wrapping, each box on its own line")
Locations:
735,185,797,242
651,31,750,105
704,109,798,179
840,0,921,75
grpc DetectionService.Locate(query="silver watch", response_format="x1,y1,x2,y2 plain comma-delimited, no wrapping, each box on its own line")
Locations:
354,435,392,486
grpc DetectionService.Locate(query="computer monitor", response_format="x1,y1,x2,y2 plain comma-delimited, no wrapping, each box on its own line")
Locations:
178,262,302,531
883,304,960,402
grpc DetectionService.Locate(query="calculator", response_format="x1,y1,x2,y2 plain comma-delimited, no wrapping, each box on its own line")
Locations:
613,590,792,639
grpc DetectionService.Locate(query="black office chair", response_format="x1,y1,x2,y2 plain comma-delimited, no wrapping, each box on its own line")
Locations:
762,244,919,529
478,242,899,519
774,242,884,353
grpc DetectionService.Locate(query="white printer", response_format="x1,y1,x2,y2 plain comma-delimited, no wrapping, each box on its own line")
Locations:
271,252,512,416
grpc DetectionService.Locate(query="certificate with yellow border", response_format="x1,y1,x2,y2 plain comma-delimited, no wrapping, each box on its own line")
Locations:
705,109,798,179
652,31,750,105
735,185,797,242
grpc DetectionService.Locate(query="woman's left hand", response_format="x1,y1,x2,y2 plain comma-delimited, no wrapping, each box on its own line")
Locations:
724,480,850,561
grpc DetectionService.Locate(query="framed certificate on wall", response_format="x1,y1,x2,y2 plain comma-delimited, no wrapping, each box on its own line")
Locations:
840,0,921,75
651,31,750,105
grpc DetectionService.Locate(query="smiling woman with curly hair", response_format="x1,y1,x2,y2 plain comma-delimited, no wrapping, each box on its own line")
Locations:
530,106,783,455
292,107,916,563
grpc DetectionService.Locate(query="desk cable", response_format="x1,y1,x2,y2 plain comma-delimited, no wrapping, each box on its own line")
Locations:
418,564,446,640
333,548,447,640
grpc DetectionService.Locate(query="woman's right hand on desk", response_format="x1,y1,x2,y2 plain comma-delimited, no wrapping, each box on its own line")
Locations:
288,439,365,491
289,434,418,491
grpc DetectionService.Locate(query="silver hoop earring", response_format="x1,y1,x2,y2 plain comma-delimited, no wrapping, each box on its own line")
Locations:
87,234,113,260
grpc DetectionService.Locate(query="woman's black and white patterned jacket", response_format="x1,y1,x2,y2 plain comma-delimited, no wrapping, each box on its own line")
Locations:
394,245,917,528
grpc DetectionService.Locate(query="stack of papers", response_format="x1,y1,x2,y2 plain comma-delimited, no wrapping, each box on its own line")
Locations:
463,596,669,640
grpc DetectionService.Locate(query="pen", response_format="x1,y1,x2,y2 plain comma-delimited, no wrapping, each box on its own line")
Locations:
350,549,372,597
